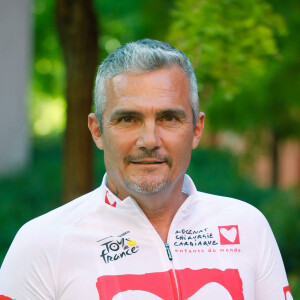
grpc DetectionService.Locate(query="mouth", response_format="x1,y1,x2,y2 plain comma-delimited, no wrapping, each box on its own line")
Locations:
124,153,173,168
130,160,165,165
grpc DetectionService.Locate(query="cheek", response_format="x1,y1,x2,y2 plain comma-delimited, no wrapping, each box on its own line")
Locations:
175,145,192,168
166,127,194,147
163,130,193,165
103,132,134,162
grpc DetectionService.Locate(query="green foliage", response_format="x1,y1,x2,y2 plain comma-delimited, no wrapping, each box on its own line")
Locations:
0,138,63,263
33,0,65,96
30,0,66,137
259,190,300,272
168,0,286,100
94,0,174,60
289,272,300,299
205,0,300,141
168,0,300,144
206,57,300,140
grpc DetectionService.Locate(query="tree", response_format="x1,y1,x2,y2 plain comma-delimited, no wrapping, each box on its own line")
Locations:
56,0,99,202
168,0,285,101
168,0,300,187
234,0,300,186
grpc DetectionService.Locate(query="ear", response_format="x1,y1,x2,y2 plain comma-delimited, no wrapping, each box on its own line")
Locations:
88,113,104,150
192,112,205,149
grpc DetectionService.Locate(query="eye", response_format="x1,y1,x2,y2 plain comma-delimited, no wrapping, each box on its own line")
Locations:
163,115,175,122
120,116,134,123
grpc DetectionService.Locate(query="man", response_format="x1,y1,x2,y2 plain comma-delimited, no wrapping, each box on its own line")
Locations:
0,39,292,299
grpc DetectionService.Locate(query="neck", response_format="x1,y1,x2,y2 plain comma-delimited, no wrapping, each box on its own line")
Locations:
108,175,188,242
138,191,188,242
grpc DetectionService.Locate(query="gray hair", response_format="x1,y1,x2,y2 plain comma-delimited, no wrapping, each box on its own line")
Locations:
94,39,199,130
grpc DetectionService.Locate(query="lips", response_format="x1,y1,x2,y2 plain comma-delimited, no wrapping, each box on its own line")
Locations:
124,153,173,168
131,160,165,164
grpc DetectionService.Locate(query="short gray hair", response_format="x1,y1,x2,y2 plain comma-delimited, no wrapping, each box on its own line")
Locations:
94,39,199,130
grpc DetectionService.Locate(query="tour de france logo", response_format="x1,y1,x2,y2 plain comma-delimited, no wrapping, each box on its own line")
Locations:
97,231,139,264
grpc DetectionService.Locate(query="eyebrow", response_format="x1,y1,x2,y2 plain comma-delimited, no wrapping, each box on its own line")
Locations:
109,110,143,121
156,109,188,119
109,108,188,121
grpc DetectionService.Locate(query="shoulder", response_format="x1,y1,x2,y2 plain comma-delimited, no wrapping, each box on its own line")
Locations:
0,187,107,296
188,191,277,253
191,191,269,225
12,186,105,250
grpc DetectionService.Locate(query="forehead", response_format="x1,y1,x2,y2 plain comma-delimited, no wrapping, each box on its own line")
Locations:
105,66,191,112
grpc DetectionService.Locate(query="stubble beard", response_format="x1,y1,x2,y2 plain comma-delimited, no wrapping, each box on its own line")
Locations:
124,174,171,194
124,150,173,194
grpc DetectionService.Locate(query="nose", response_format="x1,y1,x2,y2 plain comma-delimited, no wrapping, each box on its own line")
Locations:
136,120,161,150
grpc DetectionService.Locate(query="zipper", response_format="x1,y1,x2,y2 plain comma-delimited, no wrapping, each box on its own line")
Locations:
165,242,181,300
127,196,190,300
164,242,173,261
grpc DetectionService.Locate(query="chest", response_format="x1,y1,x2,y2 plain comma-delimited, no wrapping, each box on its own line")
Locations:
57,211,257,300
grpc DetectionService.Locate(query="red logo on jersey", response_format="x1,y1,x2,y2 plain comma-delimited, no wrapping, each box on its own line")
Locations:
218,225,240,245
105,191,116,207
96,268,244,299
283,286,293,300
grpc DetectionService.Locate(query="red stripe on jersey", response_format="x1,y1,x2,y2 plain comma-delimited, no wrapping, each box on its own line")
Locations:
0,296,15,300
283,286,292,300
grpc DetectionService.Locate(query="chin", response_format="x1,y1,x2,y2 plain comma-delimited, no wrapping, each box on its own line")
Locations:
125,175,171,194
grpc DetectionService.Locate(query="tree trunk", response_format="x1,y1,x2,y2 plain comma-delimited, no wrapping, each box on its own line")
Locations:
56,0,99,203
270,130,279,188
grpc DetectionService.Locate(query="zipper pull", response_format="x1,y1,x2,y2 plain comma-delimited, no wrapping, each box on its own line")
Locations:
164,242,173,261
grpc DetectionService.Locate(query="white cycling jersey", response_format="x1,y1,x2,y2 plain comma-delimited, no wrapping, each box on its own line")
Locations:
0,174,292,300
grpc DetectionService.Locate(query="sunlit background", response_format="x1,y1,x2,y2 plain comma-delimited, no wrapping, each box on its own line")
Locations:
0,0,299,295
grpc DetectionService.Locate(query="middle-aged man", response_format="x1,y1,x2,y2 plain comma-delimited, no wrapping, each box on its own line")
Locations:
0,39,293,299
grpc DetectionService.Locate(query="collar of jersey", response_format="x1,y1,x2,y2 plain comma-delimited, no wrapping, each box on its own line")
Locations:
100,173,197,207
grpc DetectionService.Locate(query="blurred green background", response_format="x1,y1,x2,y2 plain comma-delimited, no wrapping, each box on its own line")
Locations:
0,0,299,296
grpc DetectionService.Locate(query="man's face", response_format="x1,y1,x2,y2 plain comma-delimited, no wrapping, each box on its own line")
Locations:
89,66,204,199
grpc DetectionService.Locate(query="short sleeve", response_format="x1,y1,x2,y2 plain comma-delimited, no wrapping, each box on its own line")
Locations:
0,221,56,300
